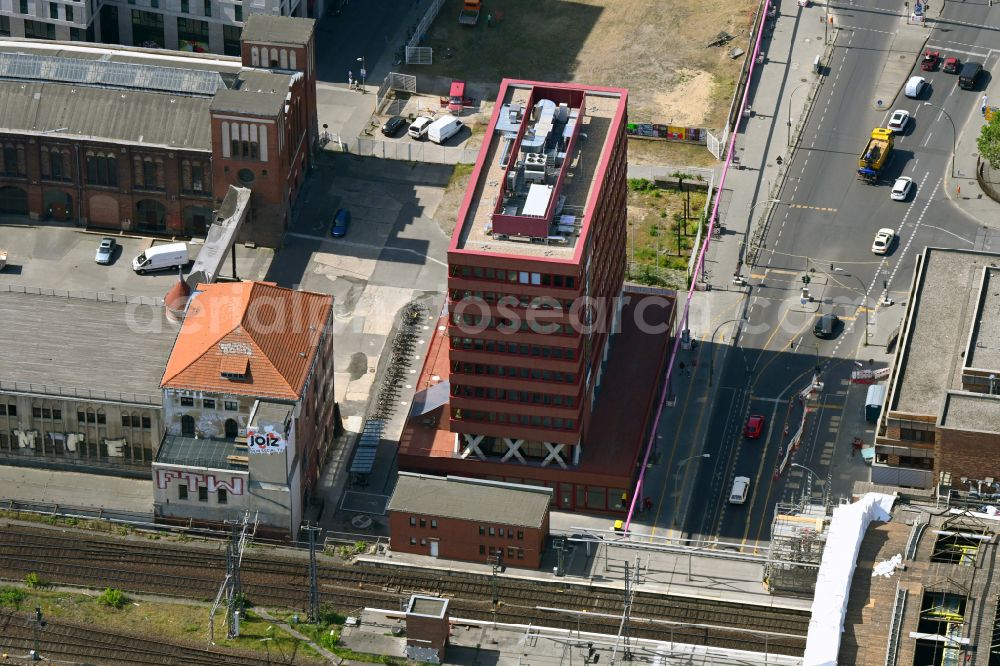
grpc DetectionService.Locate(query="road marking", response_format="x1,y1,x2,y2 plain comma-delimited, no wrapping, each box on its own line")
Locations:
788,204,838,212
767,268,799,276
922,131,933,147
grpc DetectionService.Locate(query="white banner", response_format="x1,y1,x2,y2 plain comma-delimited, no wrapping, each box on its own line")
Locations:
246,425,286,455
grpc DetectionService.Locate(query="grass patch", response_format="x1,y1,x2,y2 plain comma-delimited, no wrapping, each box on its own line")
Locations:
98,587,127,609
0,587,325,664
626,181,707,288
0,586,25,608
627,139,719,168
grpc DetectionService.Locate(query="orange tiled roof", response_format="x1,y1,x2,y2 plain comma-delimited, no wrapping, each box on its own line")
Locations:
160,281,332,400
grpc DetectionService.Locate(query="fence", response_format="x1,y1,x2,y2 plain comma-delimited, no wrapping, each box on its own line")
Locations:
353,137,479,164
403,0,444,64
0,379,162,405
0,282,164,306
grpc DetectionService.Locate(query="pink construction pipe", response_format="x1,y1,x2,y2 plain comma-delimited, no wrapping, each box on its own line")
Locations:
623,0,772,533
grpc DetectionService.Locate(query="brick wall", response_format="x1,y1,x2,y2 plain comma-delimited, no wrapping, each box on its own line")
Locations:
388,511,548,569
937,427,1000,483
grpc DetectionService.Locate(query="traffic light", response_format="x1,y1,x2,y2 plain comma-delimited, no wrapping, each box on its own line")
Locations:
802,275,811,284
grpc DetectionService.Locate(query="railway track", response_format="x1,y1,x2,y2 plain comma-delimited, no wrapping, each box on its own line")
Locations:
0,524,809,656
0,609,287,665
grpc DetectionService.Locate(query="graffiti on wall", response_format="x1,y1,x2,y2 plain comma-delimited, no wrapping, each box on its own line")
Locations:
625,123,706,144
155,469,245,495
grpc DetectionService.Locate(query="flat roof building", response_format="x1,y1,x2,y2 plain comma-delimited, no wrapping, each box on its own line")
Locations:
0,0,320,56
387,473,552,568
874,247,1000,490
396,79,675,514
0,287,178,472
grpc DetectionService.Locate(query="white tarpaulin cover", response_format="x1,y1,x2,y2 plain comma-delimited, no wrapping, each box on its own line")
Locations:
803,492,897,666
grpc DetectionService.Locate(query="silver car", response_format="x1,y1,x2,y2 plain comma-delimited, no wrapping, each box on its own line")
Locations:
94,237,117,264
891,177,913,201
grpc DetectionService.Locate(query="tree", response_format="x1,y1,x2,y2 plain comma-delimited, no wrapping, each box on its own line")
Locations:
977,112,1000,169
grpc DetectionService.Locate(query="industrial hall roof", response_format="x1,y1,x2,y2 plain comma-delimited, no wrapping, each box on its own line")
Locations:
388,473,552,528
160,281,333,401
0,47,296,149
240,14,315,47
0,288,178,405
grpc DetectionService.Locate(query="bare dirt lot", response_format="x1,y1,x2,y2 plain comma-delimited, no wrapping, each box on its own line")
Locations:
404,0,757,129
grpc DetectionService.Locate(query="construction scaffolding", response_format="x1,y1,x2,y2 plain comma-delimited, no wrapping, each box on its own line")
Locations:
764,501,830,595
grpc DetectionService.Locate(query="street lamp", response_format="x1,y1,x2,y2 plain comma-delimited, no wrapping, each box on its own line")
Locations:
833,267,870,346
787,83,809,148
922,101,957,177
790,462,819,503
709,318,747,387
672,454,711,528
356,56,366,92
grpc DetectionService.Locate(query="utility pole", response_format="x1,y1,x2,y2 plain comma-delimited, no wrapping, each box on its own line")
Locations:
303,523,322,624
31,606,46,661
488,554,502,624
210,511,254,643
610,556,641,665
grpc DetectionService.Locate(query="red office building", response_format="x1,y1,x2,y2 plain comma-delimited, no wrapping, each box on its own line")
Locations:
398,79,675,513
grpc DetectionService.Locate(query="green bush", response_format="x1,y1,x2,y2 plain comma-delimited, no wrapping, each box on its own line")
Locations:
98,587,127,609
24,573,43,589
627,178,657,192
0,587,25,608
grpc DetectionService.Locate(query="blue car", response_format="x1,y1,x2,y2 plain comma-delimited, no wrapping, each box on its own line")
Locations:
331,208,351,238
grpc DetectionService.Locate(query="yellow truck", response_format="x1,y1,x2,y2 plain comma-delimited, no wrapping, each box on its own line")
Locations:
857,127,893,182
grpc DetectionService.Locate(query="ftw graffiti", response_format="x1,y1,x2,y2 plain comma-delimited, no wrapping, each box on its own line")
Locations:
155,469,245,495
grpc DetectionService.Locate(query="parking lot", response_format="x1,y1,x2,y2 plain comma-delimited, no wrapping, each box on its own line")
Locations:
266,153,452,433
0,221,273,299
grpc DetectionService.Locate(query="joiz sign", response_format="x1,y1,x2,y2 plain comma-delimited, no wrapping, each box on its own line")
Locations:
246,424,287,455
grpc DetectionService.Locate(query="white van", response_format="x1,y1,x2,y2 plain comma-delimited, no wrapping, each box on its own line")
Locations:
427,115,464,145
132,242,188,274
729,476,751,504
408,116,433,140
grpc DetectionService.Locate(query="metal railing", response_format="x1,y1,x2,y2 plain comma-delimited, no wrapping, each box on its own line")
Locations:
0,283,165,306
0,379,162,405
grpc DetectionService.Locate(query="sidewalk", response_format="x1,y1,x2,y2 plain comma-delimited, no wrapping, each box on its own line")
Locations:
711,1,834,289
946,69,1000,225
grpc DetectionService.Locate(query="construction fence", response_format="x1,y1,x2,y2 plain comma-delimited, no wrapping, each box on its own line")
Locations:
352,137,479,165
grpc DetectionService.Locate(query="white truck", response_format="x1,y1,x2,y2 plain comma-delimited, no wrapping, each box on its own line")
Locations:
426,115,464,145
132,242,188,274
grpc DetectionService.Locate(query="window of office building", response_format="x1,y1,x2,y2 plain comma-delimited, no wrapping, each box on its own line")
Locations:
24,19,56,39
222,24,240,55
177,17,208,52
130,9,164,48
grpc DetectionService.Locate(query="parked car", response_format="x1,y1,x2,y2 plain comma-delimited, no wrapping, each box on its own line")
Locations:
813,313,842,339
381,116,407,137
408,116,433,140
132,242,188,274
744,414,765,439
943,57,961,74
891,176,914,201
886,109,910,133
872,228,896,255
426,115,464,145
94,237,117,264
904,76,926,98
330,208,351,238
729,477,751,504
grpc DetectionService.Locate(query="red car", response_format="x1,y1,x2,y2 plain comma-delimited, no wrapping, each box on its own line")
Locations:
744,414,765,439
921,50,940,71
943,57,961,74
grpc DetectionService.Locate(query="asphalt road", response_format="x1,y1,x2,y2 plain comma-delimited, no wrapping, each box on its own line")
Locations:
687,0,998,548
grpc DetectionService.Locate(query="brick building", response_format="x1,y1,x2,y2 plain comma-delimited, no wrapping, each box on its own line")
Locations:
874,247,1000,490
397,80,675,513
0,0,320,56
0,14,316,247
387,473,551,568
154,280,334,538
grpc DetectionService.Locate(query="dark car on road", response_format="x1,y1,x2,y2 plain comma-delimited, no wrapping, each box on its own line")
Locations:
813,313,842,339
959,61,983,90
381,116,407,137
330,208,351,238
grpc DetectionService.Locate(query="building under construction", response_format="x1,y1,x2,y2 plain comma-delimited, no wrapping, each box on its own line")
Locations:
764,501,830,595
838,491,1000,666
